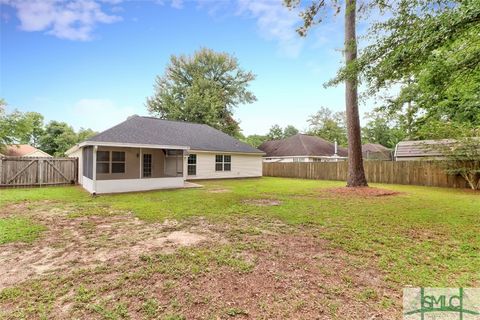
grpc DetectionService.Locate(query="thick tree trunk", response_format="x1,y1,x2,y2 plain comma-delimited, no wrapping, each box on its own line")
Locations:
345,0,368,187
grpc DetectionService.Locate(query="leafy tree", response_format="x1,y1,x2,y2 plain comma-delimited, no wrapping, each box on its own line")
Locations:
0,99,11,152
243,134,268,148
428,134,480,190
359,1,479,138
267,124,284,140
77,128,97,142
15,112,45,147
362,111,405,148
284,0,369,186
307,107,347,146
39,121,78,156
146,48,256,137
283,125,299,138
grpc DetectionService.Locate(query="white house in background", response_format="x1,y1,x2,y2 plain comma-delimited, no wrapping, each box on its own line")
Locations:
66,115,264,194
258,134,348,163
2,144,52,157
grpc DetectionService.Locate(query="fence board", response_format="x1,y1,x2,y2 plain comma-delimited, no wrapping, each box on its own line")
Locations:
263,161,469,189
0,157,78,188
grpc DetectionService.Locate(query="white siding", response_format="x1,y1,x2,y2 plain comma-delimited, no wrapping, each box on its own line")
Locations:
186,152,262,180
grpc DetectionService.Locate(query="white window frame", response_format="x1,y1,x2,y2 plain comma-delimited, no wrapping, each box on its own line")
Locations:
215,154,231,172
187,154,197,176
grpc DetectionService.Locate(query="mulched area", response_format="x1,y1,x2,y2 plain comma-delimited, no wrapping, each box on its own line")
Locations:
324,187,401,197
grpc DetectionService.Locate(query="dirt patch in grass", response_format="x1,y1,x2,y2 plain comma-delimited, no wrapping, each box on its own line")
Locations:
0,205,215,290
324,187,400,198
0,222,400,319
242,199,282,206
208,189,231,193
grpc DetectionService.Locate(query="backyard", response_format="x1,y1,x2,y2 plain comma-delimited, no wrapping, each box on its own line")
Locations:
0,177,479,319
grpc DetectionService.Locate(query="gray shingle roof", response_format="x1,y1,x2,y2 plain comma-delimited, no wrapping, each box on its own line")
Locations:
85,116,263,154
394,139,454,158
258,134,348,157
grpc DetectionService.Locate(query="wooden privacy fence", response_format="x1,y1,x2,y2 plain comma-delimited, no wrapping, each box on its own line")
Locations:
0,157,78,187
263,161,469,189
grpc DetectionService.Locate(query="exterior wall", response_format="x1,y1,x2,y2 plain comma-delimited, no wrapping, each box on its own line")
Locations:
165,153,184,177
82,176,95,193
96,147,166,180
186,151,262,180
94,177,184,194
79,176,184,194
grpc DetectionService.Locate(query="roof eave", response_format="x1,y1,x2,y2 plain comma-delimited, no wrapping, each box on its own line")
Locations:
78,141,191,150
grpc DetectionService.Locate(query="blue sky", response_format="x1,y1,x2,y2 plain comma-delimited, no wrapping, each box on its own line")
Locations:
0,0,376,135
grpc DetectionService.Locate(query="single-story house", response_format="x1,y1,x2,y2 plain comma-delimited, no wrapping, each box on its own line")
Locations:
258,134,348,162
2,144,52,157
394,139,453,161
362,143,392,160
65,115,264,194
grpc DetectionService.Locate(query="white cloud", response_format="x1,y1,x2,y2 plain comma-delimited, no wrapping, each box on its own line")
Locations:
235,0,304,58
1,0,121,41
71,98,138,131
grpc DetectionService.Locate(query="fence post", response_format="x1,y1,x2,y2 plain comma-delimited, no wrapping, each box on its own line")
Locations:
39,159,43,186
0,158,3,185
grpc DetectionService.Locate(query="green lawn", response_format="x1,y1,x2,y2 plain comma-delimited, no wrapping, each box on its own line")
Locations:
0,177,479,319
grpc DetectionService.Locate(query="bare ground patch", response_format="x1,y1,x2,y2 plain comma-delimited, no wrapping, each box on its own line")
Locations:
242,199,282,206
0,218,400,319
208,188,231,193
0,203,215,290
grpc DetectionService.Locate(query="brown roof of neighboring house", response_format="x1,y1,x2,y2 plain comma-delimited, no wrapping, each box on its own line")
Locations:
362,143,390,153
3,144,49,157
258,134,348,157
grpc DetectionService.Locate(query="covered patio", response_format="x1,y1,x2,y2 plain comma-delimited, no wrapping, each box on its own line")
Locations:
78,142,189,194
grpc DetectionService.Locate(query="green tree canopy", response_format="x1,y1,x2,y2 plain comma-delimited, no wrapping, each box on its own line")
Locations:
267,124,284,140
358,0,480,139
39,121,78,157
146,48,257,137
242,134,269,148
361,111,405,148
307,107,347,146
283,125,299,138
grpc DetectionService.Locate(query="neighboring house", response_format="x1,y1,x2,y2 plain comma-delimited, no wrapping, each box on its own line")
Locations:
394,139,454,161
362,143,392,161
258,134,348,162
66,115,264,194
2,144,52,157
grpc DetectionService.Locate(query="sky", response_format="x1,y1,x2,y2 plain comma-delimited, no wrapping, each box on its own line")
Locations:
0,0,377,136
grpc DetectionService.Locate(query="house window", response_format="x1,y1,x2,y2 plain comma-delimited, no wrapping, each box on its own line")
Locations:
96,151,125,174
112,151,125,173
96,151,110,174
187,154,196,176
143,154,152,177
215,155,231,172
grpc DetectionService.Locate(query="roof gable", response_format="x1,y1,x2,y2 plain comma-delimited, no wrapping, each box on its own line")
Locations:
4,145,50,157
84,116,262,154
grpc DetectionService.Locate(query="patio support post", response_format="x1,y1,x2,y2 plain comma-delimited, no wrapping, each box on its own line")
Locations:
139,148,143,179
92,145,97,194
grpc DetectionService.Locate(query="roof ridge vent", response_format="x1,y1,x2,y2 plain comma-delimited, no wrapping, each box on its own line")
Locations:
127,114,140,120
